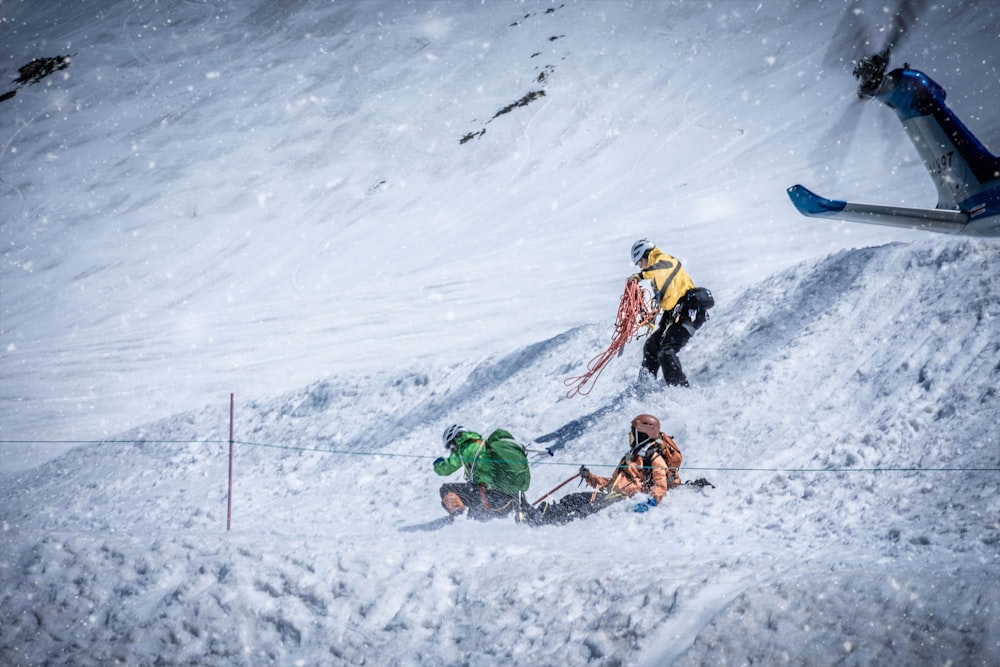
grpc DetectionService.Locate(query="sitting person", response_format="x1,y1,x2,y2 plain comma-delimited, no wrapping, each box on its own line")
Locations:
529,414,682,525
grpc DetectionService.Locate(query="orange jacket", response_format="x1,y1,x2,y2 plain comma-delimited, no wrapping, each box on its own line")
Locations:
584,445,670,503
659,434,683,489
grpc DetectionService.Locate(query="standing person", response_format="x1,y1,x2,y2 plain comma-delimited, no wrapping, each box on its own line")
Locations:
529,414,682,525
434,424,531,521
629,239,713,387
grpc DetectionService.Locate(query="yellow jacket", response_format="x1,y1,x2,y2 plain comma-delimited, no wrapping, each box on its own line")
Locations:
636,247,695,312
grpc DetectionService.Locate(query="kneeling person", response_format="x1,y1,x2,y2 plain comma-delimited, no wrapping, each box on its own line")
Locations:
435,424,531,521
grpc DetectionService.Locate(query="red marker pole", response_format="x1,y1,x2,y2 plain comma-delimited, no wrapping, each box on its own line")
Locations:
227,393,234,531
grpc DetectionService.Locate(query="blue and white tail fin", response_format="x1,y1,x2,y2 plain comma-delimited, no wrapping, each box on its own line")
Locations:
877,67,1000,211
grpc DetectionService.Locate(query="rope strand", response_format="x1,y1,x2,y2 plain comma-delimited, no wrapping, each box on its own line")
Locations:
563,279,657,398
1,439,995,473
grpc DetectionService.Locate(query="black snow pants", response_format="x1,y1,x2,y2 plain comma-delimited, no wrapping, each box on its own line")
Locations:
642,305,707,387
528,492,623,526
439,482,516,521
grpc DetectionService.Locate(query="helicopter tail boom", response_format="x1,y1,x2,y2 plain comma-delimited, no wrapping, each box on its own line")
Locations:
878,68,1000,210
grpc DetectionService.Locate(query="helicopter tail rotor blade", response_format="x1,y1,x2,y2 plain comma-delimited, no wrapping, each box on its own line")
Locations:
880,0,928,59
824,0,930,96
822,0,871,72
851,0,928,97
808,96,864,175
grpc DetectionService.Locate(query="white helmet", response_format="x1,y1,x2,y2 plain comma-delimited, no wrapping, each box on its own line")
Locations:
630,239,655,265
442,424,465,448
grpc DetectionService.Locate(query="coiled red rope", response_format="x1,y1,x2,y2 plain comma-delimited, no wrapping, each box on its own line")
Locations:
563,279,658,398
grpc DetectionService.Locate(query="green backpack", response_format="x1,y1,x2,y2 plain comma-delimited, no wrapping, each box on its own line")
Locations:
481,428,531,495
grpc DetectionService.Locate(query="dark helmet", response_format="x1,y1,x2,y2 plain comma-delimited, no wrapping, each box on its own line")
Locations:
630,239,655,265
630,414,661,448
442,424,465,449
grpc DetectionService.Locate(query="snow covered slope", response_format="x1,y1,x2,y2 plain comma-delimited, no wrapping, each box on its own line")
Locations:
2,239,998,665
1,0,999,664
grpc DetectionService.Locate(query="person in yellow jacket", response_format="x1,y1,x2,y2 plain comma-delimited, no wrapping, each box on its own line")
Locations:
629,239,713,387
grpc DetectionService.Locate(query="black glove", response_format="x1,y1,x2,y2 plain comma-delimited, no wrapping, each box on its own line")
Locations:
578,465,591,480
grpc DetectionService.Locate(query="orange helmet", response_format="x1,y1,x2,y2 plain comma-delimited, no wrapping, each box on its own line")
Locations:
630,414,661,448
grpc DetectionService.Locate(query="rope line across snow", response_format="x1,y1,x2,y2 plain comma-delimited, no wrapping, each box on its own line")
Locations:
1,440,997,474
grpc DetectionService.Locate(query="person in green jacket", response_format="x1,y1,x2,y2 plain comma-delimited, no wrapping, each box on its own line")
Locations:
434,424,530,521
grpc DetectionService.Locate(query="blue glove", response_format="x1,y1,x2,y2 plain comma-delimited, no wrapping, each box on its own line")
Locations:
433,457,444,466
633,497,657,513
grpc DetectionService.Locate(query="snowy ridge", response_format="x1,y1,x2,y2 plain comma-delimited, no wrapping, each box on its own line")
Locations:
2,239,998,666
4,0,997,449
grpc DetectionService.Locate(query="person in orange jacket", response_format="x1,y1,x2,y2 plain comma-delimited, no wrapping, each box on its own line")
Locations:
629,239,713,387
579,413,682,502
528,414,682,525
